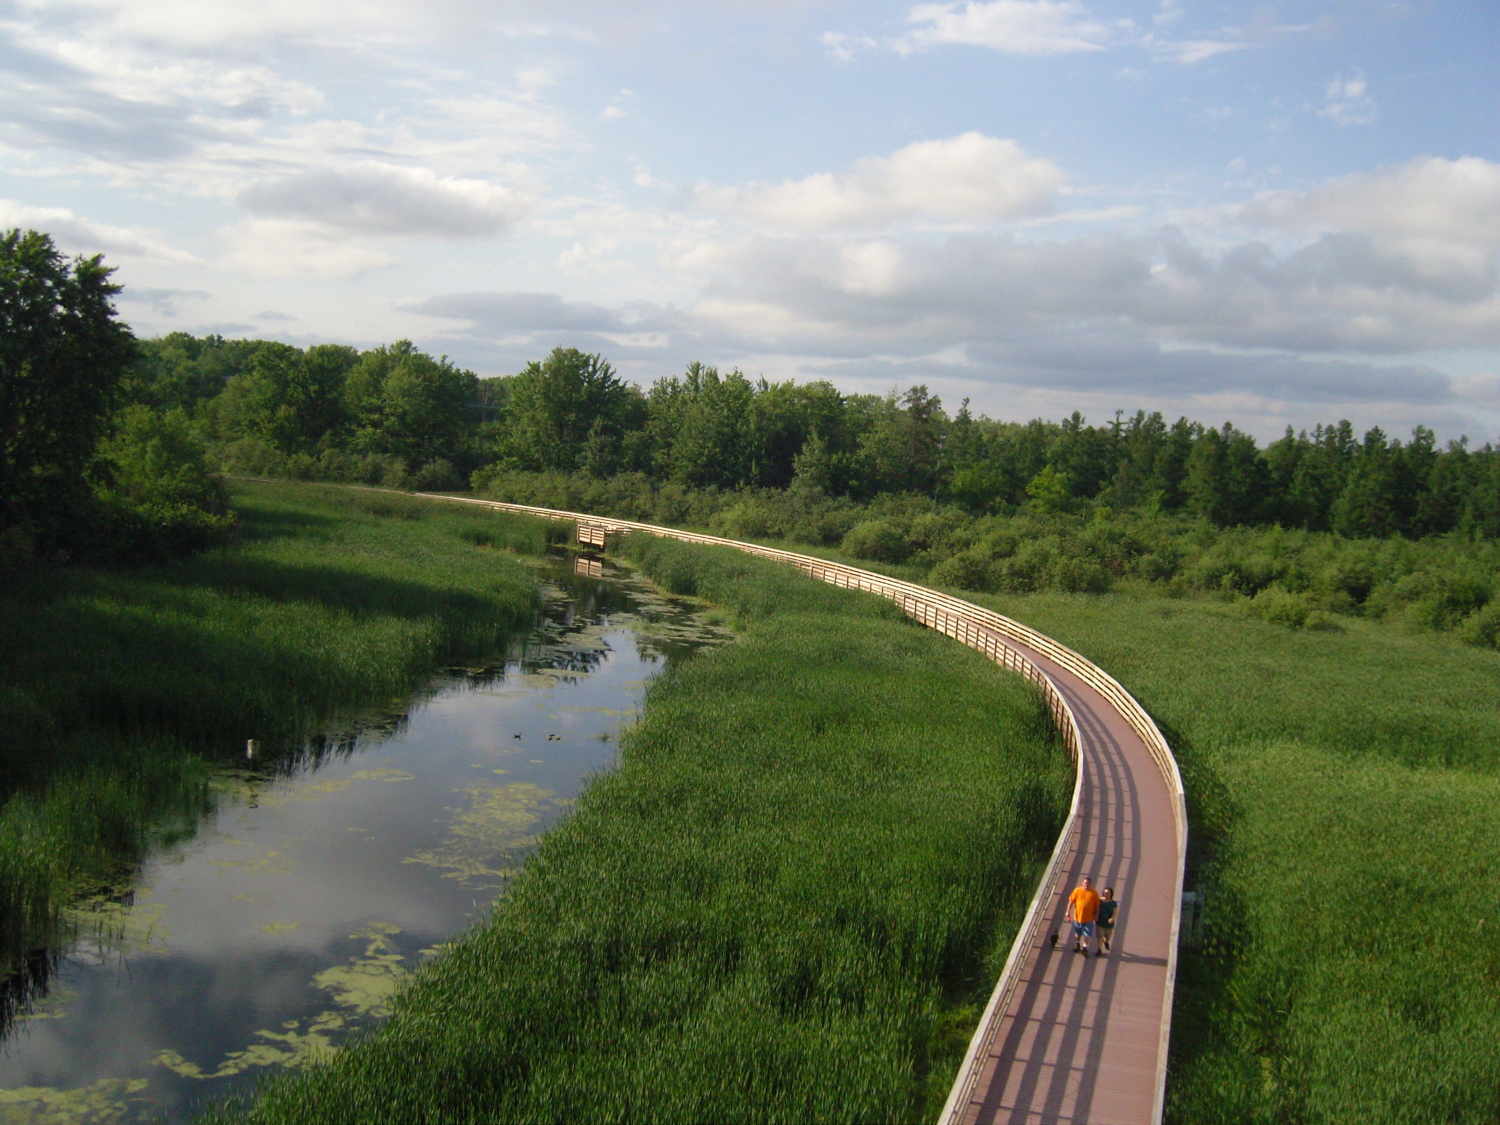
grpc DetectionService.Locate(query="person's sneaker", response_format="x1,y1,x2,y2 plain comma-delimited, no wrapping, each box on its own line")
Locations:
1096,949,1104,957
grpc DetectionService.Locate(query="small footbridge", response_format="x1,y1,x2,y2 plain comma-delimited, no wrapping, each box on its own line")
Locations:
433,496,1189,1125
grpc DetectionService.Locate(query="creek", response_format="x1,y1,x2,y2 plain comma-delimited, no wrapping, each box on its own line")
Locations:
0,554,730,1123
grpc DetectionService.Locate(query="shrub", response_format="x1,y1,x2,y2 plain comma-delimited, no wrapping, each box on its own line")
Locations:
996,539,1056,592
94,405,235,558
410,458,460,491
842,518,913,563
929,550,995,593
1053,556,1112,594
1244,584,1317,629
1460,603,1500,648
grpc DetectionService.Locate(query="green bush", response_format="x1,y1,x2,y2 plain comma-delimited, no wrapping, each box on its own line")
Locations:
93,405,236,558
928,549,995,592
1460,602,1500,648
842,518,913,563
467,468,1500,643
1245,585,1317,629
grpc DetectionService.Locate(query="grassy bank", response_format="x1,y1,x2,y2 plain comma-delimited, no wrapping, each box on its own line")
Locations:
216,536,1072,1124
957,588,1500,1124
0,481,552,989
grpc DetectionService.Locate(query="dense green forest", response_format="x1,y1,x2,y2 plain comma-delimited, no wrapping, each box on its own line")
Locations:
134,329,1500,540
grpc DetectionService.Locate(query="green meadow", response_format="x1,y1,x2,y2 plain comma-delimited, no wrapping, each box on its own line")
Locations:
216,535,1072,1124
0,481,550,986
959,587,1500,1125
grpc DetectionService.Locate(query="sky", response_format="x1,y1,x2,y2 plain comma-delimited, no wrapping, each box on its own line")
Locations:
3,0,1498,441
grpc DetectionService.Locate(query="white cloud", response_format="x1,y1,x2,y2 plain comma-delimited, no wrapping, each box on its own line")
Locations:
899,0,1112,55
820,31,879,61
28,0,449,50
1152,1,1184,29
219,218,396,278
701,133,1066,232
1150,37,1246,64
238,163,529,237
0,200,200,264
1319,70,1377,126
1244,156,1500,245
48,40,324,113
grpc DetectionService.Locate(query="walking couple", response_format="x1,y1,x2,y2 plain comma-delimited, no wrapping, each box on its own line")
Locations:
1061,877,1117,956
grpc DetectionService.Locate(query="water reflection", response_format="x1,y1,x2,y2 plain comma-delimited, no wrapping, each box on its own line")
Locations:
0,555,730,1123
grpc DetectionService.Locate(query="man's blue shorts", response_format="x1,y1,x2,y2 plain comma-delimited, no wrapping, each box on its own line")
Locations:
1072,920,1096,940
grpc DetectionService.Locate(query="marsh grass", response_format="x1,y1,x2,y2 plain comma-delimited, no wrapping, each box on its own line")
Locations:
958,588,1500,1125
0,481,549,998
218,537,1072,1124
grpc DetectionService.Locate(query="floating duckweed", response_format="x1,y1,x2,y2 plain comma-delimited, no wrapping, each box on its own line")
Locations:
206,851,293,876
404,783,555,886
312,923,407,1019
256,769,414,808
0,1078,148,1125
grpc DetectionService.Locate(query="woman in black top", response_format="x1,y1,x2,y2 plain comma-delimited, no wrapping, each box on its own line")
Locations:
1096,887,1119,954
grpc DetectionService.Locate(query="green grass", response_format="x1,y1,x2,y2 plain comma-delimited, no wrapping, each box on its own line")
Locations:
216,536,1072,1125
957,587,1500,1125
0,481,550,987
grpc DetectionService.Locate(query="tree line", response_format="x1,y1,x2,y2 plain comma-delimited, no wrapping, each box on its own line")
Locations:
8,223,1500,572
143,333,1500,540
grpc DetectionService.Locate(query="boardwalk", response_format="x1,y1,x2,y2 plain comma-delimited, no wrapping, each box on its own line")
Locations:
416,493,1187,1125
943,636,1180,1125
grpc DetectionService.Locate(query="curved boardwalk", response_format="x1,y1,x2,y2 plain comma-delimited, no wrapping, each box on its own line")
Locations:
942,636,1180,1125
421,494,1187,1125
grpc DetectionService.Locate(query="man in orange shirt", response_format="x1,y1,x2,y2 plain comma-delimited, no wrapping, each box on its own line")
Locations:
1066,876,1102,955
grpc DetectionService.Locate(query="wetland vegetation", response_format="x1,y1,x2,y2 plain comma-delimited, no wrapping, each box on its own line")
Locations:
0,481,553,1016
213,535,1072,1124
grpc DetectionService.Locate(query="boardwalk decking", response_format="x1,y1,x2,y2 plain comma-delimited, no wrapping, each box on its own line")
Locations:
414,492,1187,1125
946,637,1180,1125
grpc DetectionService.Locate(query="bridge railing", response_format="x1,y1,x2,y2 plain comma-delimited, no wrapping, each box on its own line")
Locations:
420,493,1185,1125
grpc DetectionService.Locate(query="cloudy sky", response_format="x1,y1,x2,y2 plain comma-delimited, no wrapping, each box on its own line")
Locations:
4,0,1498,439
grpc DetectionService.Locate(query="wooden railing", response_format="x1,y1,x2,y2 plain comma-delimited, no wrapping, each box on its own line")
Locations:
419,493,1186,1124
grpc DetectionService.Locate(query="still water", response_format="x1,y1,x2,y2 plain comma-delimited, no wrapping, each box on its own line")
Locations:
0,555,730,1123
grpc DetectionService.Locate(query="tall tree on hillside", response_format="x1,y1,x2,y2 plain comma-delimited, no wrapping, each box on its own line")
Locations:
1108,410,1168,508
668,366,755,487
1288,421,1356,530
901,385,945,494
1420,437,1473,536
500,347,638,474
216,342,357,453
126,332,266,412
1186,424,1268,526
0,229,134,543
1333,427,1410,538
347,341,478,469
1047,411,1115,501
